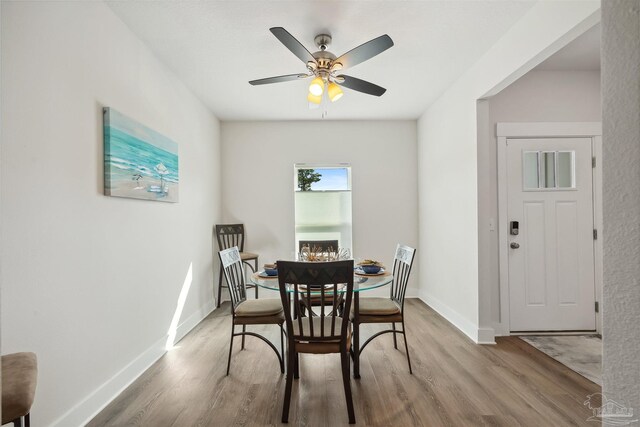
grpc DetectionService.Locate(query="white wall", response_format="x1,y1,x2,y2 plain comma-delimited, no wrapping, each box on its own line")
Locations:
221,121,418,298
479,70,601,333
417,1,600,343
1,2,221,426
602,0,640,411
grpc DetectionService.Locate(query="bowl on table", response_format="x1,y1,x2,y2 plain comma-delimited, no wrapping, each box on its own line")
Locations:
263,263,278,276
360,264,382,274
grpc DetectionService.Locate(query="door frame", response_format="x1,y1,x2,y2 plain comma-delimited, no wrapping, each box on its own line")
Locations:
496,122,602,335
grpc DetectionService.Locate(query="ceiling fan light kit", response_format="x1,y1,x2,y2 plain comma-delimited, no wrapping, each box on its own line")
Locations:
309,77,324,96
249,27,394,111
327,82,343,102
307,92,322,105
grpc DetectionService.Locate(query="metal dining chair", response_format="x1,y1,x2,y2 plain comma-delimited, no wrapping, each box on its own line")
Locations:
277,260,355,424
351,244,416,373
215,224,259,308
219,247,284,376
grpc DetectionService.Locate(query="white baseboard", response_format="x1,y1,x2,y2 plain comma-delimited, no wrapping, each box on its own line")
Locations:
173,300,216,345
50,300,216,427
405,286,420,298
477,327,497,345
493,322,510,337
419,293,495,344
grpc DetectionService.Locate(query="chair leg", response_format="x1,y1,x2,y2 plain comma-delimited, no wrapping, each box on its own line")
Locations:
294,351,299,379
402,320,413,374
254,258,259,299
13,417,23,427
282,343,295,423
340,347,356,424
25,413,30,427
226,324,235,376
217,266,224,308
279,325,285,373
241,325,246,350
392,322,398,349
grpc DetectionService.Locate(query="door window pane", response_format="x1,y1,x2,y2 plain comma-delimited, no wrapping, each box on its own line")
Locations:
557,151,576,188
541,152,556,188
523,152,539,189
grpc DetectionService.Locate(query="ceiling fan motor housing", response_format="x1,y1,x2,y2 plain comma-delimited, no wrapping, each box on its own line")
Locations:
313,52,336,70
312,35,338,82
314,34,332,51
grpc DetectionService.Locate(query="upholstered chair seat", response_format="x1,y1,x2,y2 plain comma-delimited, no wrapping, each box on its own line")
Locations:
2,352,38,427
235,299,283,317
292,316,345,338
353,297,400,315
240,251,259,261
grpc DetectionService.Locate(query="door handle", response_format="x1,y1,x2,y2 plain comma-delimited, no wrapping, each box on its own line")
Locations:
510,242,520,249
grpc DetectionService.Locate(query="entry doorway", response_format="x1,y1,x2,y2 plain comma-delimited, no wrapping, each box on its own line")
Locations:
497,123,602,333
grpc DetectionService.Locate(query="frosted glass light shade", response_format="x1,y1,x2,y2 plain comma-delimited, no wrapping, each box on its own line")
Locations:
309,77,324,96
307,92,322,105
328,82,343,102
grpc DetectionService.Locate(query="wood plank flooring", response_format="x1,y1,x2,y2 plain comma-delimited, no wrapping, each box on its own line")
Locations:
88,299,599,426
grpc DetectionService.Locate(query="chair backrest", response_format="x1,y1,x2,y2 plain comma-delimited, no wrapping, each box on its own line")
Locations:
215,224,246,252
390,244,416,310
218,247,246,311
298,239,339,253
277,260,354,342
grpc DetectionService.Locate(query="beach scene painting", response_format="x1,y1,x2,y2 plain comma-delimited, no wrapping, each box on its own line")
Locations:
104,108,179,202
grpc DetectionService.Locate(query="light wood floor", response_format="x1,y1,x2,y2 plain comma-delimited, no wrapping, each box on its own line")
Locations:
88,299,599,426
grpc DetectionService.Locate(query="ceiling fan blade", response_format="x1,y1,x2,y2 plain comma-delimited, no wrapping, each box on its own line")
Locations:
334,35,394,70
270,27,317,65
249,73,310,86
337,75,386,96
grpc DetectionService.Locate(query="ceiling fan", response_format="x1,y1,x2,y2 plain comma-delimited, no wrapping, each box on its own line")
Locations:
249,27,394,105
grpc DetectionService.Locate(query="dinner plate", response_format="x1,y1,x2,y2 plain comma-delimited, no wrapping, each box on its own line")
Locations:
354,267,386,276
258,272,278,278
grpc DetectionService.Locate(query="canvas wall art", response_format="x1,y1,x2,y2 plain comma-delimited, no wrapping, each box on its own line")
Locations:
103,108,179,202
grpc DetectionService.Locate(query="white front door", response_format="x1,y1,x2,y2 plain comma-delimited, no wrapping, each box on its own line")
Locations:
507,137,596,331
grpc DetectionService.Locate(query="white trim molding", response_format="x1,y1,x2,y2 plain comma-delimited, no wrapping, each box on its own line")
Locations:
477,328,497,345
50,300,216,427
497,122,602,138
420,294,496,344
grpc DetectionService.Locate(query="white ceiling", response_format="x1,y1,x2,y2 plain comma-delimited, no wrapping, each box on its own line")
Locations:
535,24,601,71
107,1,537,121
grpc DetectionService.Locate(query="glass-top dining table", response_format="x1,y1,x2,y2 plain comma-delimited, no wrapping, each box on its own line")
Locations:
250,269,393,379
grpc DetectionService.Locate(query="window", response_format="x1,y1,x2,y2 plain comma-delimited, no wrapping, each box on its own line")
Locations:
523,151,576,190
294,165,352,256
295,167,350,191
